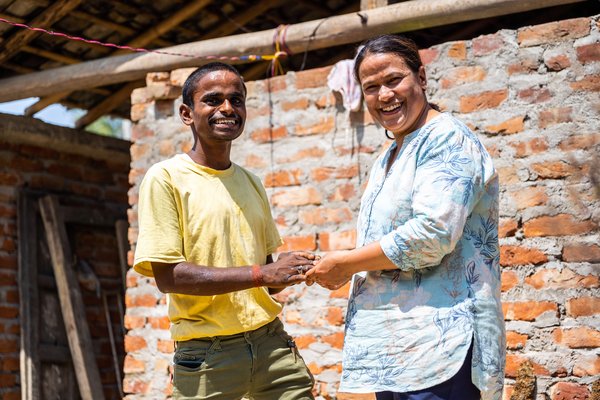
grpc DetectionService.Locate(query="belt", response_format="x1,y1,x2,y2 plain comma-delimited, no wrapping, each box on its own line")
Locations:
178,318,281,346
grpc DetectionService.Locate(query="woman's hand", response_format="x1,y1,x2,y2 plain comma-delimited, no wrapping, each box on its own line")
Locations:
305,251,353,290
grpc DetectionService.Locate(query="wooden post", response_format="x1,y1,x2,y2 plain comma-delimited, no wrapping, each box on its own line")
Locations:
38,196,106,400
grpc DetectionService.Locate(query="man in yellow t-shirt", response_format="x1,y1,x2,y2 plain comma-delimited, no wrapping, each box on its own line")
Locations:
134,62,315,399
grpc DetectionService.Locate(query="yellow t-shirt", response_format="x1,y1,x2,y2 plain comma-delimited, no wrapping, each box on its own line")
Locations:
133,154,283,341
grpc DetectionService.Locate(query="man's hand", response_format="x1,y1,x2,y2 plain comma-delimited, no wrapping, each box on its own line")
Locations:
260,251,316,288
305,251,353,290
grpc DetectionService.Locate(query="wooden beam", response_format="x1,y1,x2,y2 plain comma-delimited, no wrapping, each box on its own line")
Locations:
112,0,212,55
22,45,80,64
361,0,389,10
0,12,25,24
0,0,82,64
75,81,142,129
24,91,71,116
38,195,106,400
201,0,278,40
0,0,585,103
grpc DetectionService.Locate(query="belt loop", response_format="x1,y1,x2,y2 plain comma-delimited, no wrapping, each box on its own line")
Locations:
208,337,222,353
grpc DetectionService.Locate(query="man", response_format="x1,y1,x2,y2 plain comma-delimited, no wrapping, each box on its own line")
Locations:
133,62,315,399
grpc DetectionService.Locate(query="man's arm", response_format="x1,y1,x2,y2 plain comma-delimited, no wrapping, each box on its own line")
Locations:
151,252,315,296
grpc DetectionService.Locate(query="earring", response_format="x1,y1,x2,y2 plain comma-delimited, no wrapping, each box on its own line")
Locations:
384,129,394,140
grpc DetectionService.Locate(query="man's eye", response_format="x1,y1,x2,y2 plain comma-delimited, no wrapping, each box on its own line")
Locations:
231,98,244,106
205,98,220,105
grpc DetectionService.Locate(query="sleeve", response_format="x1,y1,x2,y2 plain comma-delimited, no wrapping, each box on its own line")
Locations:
133,165,186,277
380,124,487,271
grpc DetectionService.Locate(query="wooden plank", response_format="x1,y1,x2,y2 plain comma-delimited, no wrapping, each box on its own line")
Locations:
201,0,279,40
38,196,105,400
24,91,71,117
18,191,41,400
0,0,585,102
115,220,129,291
22,45,80,65
74,80,143,128
61,205,121,227
0,0,82,64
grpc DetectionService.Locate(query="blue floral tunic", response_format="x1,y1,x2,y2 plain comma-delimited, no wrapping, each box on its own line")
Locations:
340,113,505,399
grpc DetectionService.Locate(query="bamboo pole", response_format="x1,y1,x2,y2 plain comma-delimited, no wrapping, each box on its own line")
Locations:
0,0,584,103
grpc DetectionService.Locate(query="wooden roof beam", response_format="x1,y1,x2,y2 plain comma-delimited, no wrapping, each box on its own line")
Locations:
201,0,280,40
22,45,79,64
74,81,143,129
0,0,82,64
0,0,585,103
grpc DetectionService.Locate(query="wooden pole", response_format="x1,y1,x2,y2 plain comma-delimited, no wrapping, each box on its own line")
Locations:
0,0,584,103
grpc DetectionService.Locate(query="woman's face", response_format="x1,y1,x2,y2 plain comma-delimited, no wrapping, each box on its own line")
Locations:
358,52,428,136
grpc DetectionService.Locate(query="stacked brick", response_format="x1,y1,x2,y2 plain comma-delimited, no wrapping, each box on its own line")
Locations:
0,120,130,400
125,15,599,400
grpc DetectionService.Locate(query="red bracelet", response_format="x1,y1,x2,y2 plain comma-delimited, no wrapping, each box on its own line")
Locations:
251,264,263,287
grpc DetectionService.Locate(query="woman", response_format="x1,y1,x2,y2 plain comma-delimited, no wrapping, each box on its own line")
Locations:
306,35,505,400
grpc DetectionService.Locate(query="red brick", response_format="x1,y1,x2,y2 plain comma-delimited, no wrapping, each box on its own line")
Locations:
459,90,508,113
419,48,439,65
473,33,504,55
499,219,518,238
545,54,571,71
249,126,288,143
299,207,353,226
330,282,351,299
245,154,267,169
169,68,196,87
315,93,336,109
124,315,146,330
497,166,519,185
125,292,158,308
566,297,600,317
123,355,146,373
124,335,147,353
485,116,525,135
506,331,528,350
0,374,16,388
295,116,335,136
440,66,486,89
130,124,154,140
0,338,17,353
146,72,170,86
322,332,344,349
130,143,151,162
295,334,317,349
266,75,287,92
246,104,271,117
517,18,590,47
0,306,18,319
562,244,600,263
295,66,332,89
576,42,600,63
319,230,356,251
525,268,598,290
130,87,152,105
553,327,600,349
326,307,345,326
281,98,310,111
264,169,302,187
550,381,590,400
501,271,519,292
570,74,600,92
271,187,322,207
500,245,547,267
276,146,325,163
448,42,466,60
328,183,356,202
523,214,596,237
503,301,557,321
505,355,549,378
123,376,149,394
278,234,317,252
573,353,600,377
538,107,572,128
336,393,376,400
512,137,549,158
157,339,174,353
507,57,539,75
558,133,600,151
532,160,578,179
518,87,552,103
148,316,170,330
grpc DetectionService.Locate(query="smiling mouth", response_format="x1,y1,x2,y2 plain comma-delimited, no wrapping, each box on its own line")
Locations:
212,118,237,126
381,102,403,112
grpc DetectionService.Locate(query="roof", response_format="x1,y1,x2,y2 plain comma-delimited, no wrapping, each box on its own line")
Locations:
0,0,597,128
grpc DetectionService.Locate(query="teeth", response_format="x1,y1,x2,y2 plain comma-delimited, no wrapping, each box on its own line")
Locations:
382,103,401,112
214,119,236,125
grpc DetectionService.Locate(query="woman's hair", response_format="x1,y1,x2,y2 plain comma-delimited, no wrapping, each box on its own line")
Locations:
353,34,422,83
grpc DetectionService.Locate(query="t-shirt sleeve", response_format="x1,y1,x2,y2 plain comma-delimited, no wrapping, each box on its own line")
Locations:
133,165,186,277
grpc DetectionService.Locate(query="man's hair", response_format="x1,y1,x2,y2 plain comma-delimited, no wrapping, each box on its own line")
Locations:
182,62,247,107
353,34,423,84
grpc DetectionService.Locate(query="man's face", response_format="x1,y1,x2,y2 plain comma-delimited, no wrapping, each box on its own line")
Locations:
180,70,246,143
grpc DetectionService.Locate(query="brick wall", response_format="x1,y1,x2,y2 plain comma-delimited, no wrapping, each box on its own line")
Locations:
125,15,600,400
0,114,130,400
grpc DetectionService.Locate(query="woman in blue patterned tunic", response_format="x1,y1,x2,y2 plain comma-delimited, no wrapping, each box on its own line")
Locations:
306,35,505,400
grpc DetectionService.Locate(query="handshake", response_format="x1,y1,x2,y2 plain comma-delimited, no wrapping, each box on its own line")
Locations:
260,251,351,291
